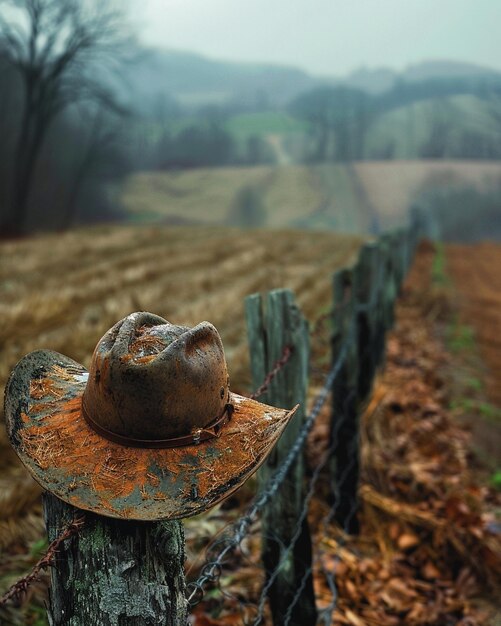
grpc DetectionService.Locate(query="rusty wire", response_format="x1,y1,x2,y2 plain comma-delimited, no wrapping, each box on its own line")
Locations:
186,324,352,608
187,302,383,623
274,324,385,626
0,513,84,607
0,344,293,609
251,321,359,626
250,344,294,400
282,403,360,626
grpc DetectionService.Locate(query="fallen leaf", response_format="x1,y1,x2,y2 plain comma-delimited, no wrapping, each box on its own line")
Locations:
421,561,441,580
345,609,368,626
397,532,420,550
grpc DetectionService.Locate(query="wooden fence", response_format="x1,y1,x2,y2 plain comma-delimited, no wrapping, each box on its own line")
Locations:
3,215,422,625
243,222,419,625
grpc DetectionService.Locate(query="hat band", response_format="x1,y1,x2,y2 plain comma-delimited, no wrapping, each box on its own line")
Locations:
81,402,234,449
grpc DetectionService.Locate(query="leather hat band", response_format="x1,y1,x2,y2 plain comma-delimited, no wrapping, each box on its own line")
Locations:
81,402,234,449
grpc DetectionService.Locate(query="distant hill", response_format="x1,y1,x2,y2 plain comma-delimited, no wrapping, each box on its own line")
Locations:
124,48,321,109
122,49,501,110
403,60,501,82
343,60,501,94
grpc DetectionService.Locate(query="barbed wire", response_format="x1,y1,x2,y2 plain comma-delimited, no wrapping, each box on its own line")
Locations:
282,324,382,624
186,286,376,613
201,307,384,624
251,314,359,623
284,309,393,626
252,382,357,626
0,513,84,607
0,346,295,610
1,231,418,619
186,323,352,607
283,388,359,626
250,345,294,400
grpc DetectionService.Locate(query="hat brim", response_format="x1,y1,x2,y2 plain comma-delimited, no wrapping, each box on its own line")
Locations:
5,350,297,521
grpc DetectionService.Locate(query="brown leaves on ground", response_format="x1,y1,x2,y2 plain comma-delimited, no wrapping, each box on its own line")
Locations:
311,243,501,626
189,243,501,625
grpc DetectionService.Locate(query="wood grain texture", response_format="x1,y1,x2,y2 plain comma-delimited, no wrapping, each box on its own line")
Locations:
245,288,316,626
42,493,187,626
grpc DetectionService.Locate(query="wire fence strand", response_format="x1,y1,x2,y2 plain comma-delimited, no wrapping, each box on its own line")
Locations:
188,296,389,622
0,513,84,607
187,322,353,607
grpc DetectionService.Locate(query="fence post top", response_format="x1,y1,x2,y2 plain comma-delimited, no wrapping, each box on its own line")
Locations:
5,311,297,522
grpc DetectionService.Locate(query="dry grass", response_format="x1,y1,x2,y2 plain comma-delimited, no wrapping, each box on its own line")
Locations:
355,160,501,228
120,161,501,232
0,225,363,406
0,224,363,605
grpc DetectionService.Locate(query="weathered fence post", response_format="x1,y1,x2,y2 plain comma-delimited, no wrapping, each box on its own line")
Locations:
245,288,317,626
371,242,387,368
385,230,403,294
354,242,380,404
394,228,407,293
380,232,398,332
43,495,186,626
6,311,296,625
330,227,420,535
330,267,361,534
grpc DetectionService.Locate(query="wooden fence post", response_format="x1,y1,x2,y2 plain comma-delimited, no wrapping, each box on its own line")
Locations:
371,242,387,368
395,228,408,292
354,242,380,404
330,267,361,534
245,288,317,626
401,228,409,278
330,228,418,535
380,233,398,332
384,230,401,294
43,494,187,626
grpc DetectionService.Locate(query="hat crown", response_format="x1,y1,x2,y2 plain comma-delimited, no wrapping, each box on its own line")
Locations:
82,312,230,442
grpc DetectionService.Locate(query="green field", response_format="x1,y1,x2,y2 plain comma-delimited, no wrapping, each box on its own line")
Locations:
225,111,307,142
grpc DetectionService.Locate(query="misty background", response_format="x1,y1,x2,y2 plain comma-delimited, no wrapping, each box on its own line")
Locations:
1,0,501,241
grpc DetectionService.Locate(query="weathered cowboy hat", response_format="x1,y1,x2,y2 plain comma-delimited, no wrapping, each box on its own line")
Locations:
4,312,296,521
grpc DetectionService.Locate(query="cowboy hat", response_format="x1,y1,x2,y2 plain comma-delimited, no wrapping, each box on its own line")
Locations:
4,312,297,521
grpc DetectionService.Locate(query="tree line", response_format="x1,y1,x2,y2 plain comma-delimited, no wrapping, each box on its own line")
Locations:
288,77,501,163
2,0,501,237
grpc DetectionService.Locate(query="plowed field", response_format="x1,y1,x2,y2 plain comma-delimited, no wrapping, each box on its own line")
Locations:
447,242,501,406
0,226,363,408
0,225,364,623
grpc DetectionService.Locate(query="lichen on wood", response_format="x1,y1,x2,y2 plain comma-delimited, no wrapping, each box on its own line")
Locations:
42,493,187,626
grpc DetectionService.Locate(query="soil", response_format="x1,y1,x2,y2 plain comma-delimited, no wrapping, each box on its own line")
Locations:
446,242,501,405
445,242,501,468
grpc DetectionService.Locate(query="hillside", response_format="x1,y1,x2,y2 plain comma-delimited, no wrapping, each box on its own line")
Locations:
366,94,501,160
120,160,501,234
123,48,320,108
123,50,501,109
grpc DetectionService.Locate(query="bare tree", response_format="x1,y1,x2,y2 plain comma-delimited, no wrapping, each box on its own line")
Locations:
0,0,129,235
62,103,126,230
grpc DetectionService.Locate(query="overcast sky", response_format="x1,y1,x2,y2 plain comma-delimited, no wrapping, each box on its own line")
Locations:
131,0,498,76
